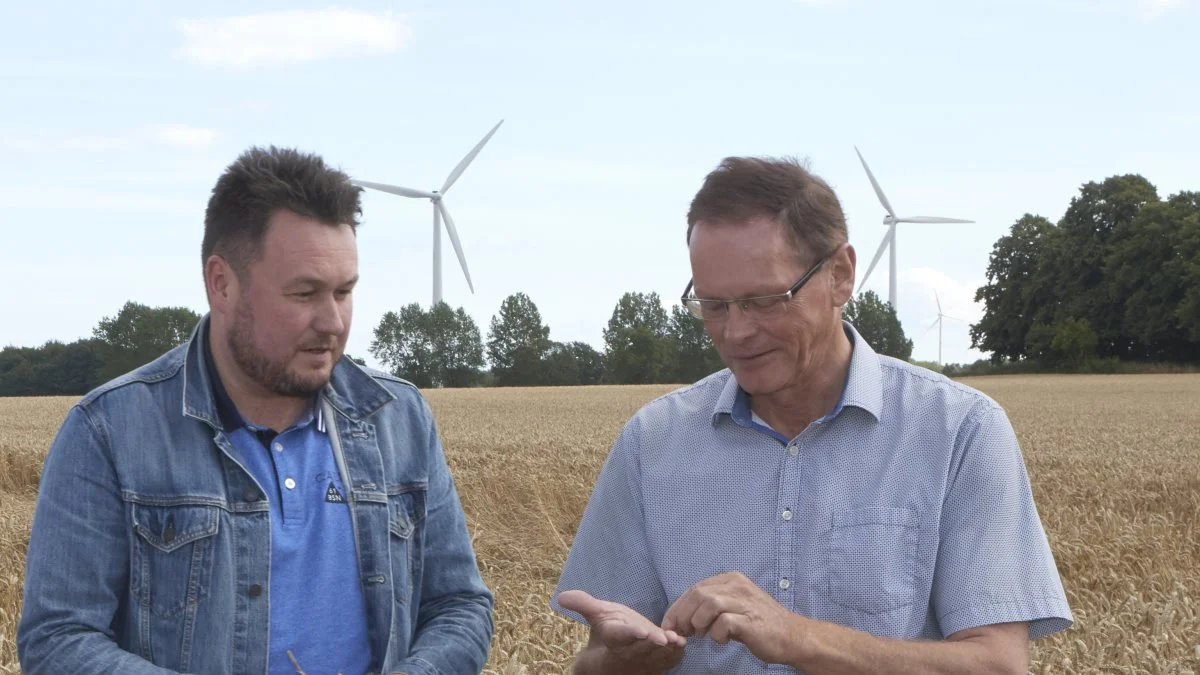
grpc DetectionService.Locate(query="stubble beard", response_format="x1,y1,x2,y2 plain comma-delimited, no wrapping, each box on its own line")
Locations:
228,299,333,399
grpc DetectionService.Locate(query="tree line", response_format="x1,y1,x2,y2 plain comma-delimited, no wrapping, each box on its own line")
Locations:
1,292,912,396
969,174,1200,369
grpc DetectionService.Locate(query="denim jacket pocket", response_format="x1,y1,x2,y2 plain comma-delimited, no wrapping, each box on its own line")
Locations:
387,488,426,607
131,502,221,618
827,507,919,615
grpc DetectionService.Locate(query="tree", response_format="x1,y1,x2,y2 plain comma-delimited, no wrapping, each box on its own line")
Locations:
843,290,913,361
487,293,552,386
1049,318,1098,369
0,339,104,396
369,302,485,388
1105,191,1200,361
602,292,670,384
970,215,1055,362
665,305,725,383
92,301,202,381
543,341,605,386
1037,175,1159,359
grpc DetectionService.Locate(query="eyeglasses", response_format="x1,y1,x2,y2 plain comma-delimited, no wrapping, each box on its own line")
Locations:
680,255,830,321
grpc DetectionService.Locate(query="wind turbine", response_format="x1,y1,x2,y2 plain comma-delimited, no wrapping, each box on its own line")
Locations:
854,146,974,312
352,119,504,307
924,291,963,365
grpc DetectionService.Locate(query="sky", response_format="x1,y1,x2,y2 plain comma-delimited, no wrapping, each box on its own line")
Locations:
2,0,1197,369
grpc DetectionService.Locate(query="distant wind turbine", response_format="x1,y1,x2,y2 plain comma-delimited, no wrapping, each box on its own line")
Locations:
924,291,964,365
352,119,504,307
854,146,974,312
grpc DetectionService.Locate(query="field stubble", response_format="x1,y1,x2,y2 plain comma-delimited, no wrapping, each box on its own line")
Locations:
0,375,1197,673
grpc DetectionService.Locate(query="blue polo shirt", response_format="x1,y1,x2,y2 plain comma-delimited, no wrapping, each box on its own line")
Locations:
203,333,371,675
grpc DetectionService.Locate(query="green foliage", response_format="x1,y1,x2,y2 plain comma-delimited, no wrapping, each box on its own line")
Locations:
92,301,201,381
665,305,725,384
544,341,604,386
0,339,105,396
369,302,485,388
908,359,943,374
843,290,913,361
601,292,670,384
487,293,552,386
973,177,1200,368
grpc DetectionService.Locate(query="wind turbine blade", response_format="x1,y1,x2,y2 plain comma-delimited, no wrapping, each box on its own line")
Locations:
441,119,504,194
924,318,940,335
895,216,974,224
935,290,942,315
945,315,966,322
854,146,895,218
856,228,892,294
436,201,475,293
352,180,436,200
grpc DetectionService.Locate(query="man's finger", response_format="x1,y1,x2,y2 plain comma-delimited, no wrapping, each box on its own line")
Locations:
663,587,702,637
709,613,745,645
688,595,731,638
556,590,607,622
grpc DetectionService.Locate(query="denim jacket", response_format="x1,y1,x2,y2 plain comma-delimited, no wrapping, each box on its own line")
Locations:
18,316,494,675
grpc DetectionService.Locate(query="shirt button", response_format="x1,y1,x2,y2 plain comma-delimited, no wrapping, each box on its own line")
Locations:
779,578,791,590
788,445,799,457
782,508,793,521
284,477,297,490
249,584,263,598
273,442,283,452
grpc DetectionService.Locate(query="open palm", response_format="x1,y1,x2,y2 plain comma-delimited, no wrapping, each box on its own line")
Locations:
558,590,686,671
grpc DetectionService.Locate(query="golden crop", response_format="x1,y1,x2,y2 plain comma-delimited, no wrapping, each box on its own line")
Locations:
0,375,1197,674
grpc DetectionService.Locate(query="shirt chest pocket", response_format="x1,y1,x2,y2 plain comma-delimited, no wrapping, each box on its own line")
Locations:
131,503,221,618
826,507,920,615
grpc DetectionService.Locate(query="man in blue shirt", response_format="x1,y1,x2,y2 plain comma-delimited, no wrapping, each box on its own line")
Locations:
19,146,493,674
552,156,1072,674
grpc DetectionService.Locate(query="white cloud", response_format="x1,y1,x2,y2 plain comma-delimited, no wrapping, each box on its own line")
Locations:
174,8,412,69
150,124,217,148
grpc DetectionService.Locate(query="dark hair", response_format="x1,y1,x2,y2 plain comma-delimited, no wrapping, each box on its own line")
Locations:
202,145,363,276
686,156,848,262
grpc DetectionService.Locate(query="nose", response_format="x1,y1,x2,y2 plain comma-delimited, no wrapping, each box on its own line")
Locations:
720,302,758,343
313,294,347,336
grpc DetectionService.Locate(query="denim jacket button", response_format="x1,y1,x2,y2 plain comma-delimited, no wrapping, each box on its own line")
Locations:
245,488,260,502
248,584,263,598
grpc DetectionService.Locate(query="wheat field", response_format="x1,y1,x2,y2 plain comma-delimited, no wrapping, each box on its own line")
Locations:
0,375,1198,674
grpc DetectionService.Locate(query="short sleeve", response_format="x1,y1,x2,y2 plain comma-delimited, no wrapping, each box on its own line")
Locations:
549,416,668,624
932,402,1074,640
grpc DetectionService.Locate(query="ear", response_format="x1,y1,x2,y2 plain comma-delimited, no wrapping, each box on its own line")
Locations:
204,255,239,315
829,243,856,308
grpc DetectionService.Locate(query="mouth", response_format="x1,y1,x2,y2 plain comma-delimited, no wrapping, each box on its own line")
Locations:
733,350,772,364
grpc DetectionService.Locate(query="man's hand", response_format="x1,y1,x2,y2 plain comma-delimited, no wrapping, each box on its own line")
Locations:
662,571,805,666
558,590,686,674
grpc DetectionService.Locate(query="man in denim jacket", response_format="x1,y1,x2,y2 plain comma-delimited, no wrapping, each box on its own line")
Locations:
18,146,494,674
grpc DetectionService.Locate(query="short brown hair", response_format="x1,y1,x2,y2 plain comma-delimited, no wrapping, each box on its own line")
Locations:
202,145,363,277
686,156,848,262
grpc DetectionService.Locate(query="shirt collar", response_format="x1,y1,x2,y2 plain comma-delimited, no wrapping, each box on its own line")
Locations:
712,320,884,425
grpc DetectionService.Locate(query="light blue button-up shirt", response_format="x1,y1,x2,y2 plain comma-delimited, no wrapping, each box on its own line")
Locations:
551,322,1072,674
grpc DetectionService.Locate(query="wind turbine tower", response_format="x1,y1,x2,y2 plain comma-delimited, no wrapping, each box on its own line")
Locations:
925,291,964,365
